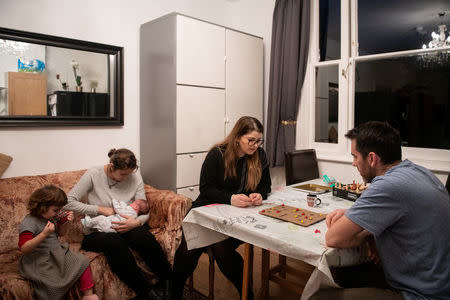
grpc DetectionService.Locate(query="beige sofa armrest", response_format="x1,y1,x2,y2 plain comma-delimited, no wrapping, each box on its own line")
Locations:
144,185,192,231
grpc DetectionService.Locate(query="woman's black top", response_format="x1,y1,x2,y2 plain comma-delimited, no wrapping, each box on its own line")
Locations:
193,146,272,208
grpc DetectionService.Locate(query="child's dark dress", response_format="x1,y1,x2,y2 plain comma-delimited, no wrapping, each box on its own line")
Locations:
19,214,89,300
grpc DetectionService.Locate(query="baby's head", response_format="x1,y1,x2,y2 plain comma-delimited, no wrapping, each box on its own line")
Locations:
27,185,67,219
130,199,149,215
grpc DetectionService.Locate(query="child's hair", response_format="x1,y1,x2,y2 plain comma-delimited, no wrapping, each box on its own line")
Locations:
27,185,68,217
108,148,138,171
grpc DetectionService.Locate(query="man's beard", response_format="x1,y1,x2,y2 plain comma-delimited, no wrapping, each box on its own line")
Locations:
362,169,376,184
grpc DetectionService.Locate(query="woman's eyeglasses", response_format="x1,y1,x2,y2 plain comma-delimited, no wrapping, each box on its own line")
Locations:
247,138,264,146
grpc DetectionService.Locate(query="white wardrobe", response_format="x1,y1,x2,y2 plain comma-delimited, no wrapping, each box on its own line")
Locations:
140,13,263,199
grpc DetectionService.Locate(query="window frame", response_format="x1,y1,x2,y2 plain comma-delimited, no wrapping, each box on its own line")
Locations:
304,0,450,172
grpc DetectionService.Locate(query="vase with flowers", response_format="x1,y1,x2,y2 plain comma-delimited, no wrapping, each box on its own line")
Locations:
71,60,83,92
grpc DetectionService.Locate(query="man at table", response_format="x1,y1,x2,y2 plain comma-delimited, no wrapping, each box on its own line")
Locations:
313,121,450,300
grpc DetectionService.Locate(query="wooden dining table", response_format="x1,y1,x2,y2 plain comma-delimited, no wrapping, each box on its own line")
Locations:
182,179,370,299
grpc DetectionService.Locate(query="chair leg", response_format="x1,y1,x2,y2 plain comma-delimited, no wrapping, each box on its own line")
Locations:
187,275,194,289
187,274,194,296
258,248,270,300
279,254,287,278
242,243,254,300
208,252,215,300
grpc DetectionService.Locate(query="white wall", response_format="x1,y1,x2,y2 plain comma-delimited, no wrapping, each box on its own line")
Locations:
0,0,276,178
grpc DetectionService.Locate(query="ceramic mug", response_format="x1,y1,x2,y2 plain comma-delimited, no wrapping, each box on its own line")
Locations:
307,193,321,207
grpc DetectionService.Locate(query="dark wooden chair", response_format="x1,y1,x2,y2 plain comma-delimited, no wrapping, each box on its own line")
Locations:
281,149,320,278
445,173,450,195
260,149,321,298
284,149,320,185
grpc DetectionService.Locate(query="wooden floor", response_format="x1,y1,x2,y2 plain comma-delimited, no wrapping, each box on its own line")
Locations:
190,244,315,300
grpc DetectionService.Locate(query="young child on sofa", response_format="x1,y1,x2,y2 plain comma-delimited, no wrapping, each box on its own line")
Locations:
81,198,149,233
18,185,99,300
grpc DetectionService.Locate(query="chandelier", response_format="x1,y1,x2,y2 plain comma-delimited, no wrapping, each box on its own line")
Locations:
422,12,450,49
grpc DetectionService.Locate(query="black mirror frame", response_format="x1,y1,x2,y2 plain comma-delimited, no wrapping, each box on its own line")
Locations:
0,27,124,127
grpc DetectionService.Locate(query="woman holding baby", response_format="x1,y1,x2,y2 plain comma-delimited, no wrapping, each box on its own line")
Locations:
66,148,171,300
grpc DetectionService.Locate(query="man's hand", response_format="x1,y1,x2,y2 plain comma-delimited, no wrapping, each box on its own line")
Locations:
249,193,263,206
231,194,252,207
326,209,347,228
98,206,115,216
366,235,380,264
111,215,141,233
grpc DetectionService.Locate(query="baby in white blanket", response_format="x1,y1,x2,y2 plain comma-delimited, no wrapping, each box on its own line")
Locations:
81,198,149,233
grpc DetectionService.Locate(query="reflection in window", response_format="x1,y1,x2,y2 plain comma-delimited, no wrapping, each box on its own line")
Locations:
319,0,340,61
354,51,450,150
358,0,449,55
315,65,339,143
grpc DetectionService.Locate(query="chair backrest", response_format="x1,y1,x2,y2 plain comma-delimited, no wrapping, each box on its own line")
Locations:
284,149,320,186
446,173,450,195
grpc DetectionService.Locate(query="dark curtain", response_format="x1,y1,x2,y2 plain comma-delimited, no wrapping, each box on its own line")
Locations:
266,0,311,167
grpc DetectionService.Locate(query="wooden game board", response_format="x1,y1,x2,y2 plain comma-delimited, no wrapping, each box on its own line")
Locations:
259,204,326,227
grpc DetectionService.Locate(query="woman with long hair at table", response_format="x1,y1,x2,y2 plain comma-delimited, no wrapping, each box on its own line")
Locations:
172,116,272,300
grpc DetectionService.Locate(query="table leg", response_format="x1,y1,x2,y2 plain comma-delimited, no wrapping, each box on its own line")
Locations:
279,254,287,278
257,248,270,300
249,243,254,293
242,243,254,300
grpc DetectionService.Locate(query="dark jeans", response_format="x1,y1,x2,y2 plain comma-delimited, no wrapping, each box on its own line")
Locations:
310,287,404,300
172,235,246,300
310,262,404,300
82,223,172,296
331,261,389,289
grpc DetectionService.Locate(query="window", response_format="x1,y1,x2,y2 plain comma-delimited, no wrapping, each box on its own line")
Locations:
355,53,450,150
319,0,340,61
357,0,447,55
312,0,450,155
315,66,339,143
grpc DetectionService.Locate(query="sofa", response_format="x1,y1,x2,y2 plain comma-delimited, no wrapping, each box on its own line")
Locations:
0,169,191,299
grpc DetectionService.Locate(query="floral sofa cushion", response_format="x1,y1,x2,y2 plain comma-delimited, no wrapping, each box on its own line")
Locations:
0,170,190,300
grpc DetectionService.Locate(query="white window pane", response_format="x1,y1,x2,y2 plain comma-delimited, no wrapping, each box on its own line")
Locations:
315,65,339,143
319,0,341,61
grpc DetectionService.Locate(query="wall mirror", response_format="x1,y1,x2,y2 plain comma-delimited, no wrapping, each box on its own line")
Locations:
0,27,123,126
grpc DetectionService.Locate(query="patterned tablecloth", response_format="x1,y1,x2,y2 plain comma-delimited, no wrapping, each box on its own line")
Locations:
182,180,370,299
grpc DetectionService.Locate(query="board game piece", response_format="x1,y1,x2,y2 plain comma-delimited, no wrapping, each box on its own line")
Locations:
259,204,327,227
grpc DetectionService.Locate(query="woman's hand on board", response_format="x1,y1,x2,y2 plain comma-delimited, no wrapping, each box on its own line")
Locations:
249,193,263,206
231,194,252,207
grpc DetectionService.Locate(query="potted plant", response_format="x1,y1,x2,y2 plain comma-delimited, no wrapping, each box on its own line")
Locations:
71,60,83,92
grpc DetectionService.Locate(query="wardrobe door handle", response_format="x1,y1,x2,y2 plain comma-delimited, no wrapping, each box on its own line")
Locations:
189,187,194,191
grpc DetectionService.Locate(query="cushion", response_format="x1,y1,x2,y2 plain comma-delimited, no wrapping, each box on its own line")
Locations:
0,153,12,178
